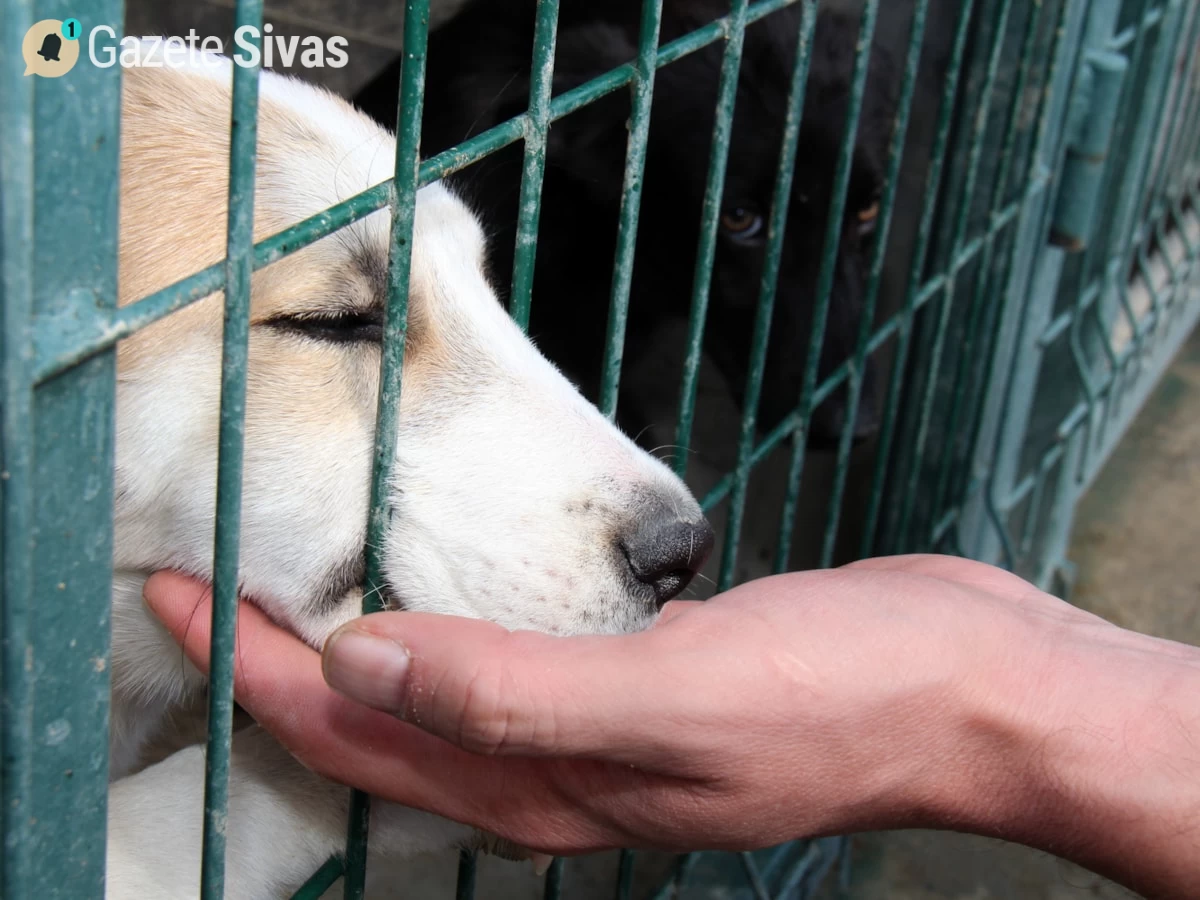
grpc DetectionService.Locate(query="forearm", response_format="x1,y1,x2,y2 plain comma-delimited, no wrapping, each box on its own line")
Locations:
929,617,1200,899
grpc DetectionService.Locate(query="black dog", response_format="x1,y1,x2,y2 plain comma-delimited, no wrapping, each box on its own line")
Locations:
357,0,905,446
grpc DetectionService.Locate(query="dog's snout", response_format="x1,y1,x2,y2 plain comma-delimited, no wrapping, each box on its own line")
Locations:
620,515,715,606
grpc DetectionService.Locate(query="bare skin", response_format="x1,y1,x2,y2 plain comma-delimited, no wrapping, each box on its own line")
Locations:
144,555,1200,899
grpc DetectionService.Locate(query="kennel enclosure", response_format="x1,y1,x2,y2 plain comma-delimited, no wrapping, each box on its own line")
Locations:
3,0,1199,897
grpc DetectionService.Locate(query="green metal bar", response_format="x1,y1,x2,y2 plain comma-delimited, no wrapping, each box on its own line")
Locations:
1167,62,1200,206
858,0,978,557
345,1,432,895
1085,0,1193,474
597,0,665,419
927,0,1047,529
1142,14,1199,215
543,857,566,899
892,0,1017,551
291,856,344,900
696,185,1033,517
34,0,804,386
736,853,773,900
508,0,561,329
775,841,823,898
615,849,636,900
455,849,477,899
650,854,699,900
1097,17,1197,442
35,181,397,383
548,0,798,128
818,0,931,566
975,0,1106,571
202,3,263,897
1107,0,1188,307
1085,0,1157,272
0,1,36,894
672,0,750,479
14,2,125,892
718,0,819,589
772,0,880,573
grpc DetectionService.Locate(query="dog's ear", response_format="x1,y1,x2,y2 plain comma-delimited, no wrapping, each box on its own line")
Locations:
543,22,639,199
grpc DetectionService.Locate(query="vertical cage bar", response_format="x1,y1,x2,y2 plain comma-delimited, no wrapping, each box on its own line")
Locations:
859,0,978,557
201,3,264,897
672,0,751,478
508,0,561,330
892,0,1018,550
772,0,880,573
717,0,819,590
455,849,477,899
928,0,1046,524
971,0,1096,571
1141,9,1197,219
345,1,433,895
614,849,636,900
0,1,36,894
543,857,566,899
1106,1,1186,278
1073,0,1186,479
11,1,124,892
598,0,665,419
818,0,931,566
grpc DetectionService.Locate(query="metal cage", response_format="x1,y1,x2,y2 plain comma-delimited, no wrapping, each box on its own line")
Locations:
2,0,1197,897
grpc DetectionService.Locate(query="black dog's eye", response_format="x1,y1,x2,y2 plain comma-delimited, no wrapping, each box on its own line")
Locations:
720,207,764,242
857,200,881,237
266,310,384,344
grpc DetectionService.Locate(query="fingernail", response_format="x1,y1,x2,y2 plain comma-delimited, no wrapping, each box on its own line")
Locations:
322,627,411,715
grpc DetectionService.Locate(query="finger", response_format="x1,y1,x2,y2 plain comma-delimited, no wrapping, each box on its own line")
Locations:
142,570,334,711
142,573,643,851
325,612,698,763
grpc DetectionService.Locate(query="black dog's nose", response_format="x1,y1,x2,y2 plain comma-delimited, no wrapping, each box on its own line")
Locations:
620,516,715,605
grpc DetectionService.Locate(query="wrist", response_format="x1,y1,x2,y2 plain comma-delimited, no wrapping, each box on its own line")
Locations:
930,611,1200,896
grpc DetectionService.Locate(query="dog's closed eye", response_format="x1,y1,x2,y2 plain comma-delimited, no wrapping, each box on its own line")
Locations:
264,309,384,344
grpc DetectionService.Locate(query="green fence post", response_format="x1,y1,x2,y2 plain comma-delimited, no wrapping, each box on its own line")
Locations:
963,0,1102,572
1,1,38,895
672,0,751,479
598,0,665,420
715,0,819,589
3,1,123,896
508,0,561,330
201,2,264,897
891,0,1019,551
819,0,932,565
858,0,979,556
343,1,432,896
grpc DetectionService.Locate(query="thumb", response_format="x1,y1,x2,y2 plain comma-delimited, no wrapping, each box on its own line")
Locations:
324,612,686,763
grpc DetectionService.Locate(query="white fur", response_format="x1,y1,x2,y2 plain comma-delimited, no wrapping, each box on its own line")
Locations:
105,58,705,897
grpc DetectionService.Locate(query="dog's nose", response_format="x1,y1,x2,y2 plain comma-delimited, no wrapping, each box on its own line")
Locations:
620,515,715,606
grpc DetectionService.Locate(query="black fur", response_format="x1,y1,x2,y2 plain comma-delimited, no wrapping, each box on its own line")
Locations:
357,0,909,446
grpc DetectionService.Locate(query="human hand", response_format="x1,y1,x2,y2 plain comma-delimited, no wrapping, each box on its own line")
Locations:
143,556,1200,897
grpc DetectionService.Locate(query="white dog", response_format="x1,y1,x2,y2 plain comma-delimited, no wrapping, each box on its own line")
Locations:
104,57,712,897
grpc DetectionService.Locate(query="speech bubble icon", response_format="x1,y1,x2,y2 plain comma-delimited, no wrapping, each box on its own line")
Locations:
23,19,81,77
